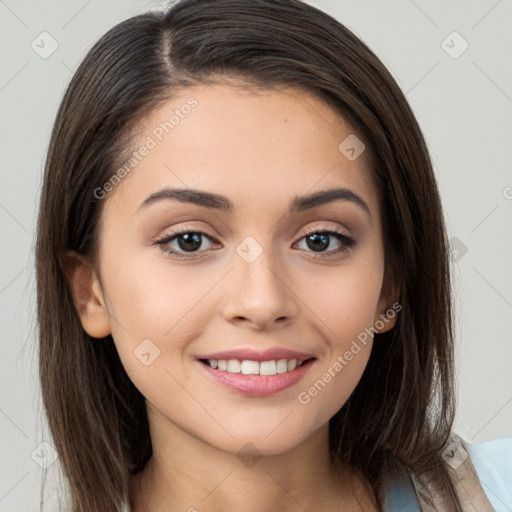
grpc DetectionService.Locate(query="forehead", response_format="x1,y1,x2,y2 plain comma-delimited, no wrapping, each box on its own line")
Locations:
103,82,380,221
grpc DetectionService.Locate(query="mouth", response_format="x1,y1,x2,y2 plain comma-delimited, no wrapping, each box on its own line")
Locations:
196,357,317,397
198,357,315,375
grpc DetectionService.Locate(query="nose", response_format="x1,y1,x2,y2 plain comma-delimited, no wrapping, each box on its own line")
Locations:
221,248,299,330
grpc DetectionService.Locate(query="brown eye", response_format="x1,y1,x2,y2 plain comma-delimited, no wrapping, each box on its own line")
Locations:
296,230,356,256
175,232,203,252
155,229,218,258
305,232,330,251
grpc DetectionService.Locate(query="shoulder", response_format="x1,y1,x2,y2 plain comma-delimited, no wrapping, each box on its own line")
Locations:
382,463,421,511
461,434,512,511
382,434,512,511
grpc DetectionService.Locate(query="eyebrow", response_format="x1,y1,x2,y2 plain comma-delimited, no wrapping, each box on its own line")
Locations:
139,187,372,221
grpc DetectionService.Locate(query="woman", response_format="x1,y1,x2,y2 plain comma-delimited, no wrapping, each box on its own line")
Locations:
35,0,511,510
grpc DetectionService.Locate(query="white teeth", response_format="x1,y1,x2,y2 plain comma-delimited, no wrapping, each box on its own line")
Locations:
276,359,288,374
227,359,241,373
204,357,309,375
241,360,260,375
260,360,277,375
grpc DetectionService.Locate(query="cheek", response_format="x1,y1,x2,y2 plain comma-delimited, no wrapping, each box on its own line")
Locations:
297,253,384,344
292,256,383,415
98,247,218,384
103,244,216,336
301,276,380,339
295,303,376,429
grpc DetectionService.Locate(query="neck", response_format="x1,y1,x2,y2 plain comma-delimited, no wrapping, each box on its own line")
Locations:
129,406,377,512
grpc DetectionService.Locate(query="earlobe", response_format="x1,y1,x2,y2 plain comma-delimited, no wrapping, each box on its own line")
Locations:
60,250,111,339
374,276,401,333
374,303,398,333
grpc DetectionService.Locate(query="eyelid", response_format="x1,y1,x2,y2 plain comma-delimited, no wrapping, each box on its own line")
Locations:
294,225,355,254
155,222,351,244
155,224,218,242
154,222,356,259
154,227,219,260
154,226,219,247
298,223,351,238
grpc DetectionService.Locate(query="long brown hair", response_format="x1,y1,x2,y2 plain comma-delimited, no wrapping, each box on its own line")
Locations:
36,0,461,510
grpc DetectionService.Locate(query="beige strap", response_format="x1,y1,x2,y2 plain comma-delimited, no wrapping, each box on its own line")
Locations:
410,434,495,511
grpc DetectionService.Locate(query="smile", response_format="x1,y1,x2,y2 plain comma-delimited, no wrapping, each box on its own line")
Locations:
200,358,310,375
197,357,316,397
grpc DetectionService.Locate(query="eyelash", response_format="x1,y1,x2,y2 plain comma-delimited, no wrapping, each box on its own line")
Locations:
154,225,356,260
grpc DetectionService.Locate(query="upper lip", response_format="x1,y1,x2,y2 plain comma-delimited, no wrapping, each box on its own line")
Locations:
198,348,316,362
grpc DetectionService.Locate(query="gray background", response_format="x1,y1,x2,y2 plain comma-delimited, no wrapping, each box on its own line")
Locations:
1,0,511,510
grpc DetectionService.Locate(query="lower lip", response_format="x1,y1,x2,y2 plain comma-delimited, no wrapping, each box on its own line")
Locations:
197,359,315,397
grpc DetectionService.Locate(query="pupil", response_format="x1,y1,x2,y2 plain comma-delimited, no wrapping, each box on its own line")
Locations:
178,233,202,252
307,233,329,252
176,233,331,253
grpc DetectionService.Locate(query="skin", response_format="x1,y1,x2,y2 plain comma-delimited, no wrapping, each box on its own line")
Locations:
64,81,399,512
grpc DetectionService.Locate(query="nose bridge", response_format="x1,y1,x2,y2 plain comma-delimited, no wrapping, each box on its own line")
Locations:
221,236,297,328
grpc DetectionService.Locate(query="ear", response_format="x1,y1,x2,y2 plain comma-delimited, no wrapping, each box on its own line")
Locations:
373,267,401,333
60,250,111,339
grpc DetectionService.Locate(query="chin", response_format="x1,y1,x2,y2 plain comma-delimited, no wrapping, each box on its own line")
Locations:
207,424,316,459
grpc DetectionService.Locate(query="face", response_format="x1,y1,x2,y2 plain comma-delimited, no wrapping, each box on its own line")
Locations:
70,82,397,457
